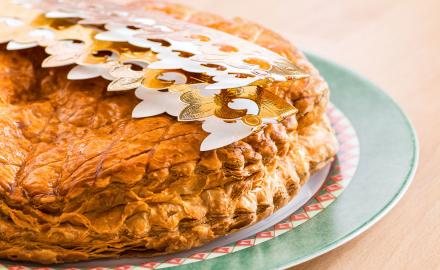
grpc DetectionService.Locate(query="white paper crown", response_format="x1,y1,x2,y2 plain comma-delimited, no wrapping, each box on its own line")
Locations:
0,0,309,150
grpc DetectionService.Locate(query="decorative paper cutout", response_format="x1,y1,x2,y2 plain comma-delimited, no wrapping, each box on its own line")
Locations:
0,0,308,150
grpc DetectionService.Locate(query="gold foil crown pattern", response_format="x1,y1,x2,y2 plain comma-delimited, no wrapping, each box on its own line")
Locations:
0,0,309,150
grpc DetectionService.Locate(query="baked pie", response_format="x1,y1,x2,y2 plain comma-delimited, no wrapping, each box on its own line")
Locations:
0,0,338,264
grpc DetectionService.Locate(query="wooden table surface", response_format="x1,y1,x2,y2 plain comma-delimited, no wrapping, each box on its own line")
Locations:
179,0,440,269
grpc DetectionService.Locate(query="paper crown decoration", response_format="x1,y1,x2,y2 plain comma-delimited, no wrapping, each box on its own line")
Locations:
0,0,309,151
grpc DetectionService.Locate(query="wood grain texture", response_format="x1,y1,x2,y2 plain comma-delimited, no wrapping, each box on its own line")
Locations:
175,0,440,269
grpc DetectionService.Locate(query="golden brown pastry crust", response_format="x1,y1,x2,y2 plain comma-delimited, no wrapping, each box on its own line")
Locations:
0,1,337,264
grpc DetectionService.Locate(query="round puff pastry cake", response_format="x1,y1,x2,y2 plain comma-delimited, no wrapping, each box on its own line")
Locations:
0,0,337,264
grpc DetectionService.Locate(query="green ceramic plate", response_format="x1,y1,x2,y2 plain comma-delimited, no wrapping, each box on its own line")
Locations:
160,53,419,270
0,53,418,270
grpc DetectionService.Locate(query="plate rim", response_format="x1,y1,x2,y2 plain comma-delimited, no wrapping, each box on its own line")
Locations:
277,52,420,269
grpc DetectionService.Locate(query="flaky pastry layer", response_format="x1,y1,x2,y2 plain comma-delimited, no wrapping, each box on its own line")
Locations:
0,0,337,264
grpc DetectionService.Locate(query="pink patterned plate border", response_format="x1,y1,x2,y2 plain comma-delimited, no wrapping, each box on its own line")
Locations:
0,104,359,270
